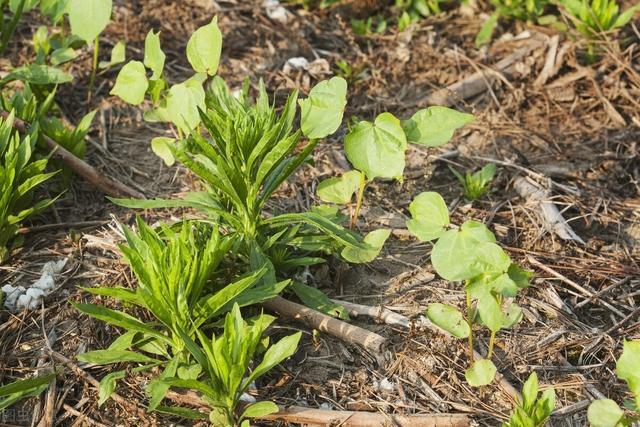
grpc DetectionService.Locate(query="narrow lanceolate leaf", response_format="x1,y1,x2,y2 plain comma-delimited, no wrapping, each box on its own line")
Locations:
69,0,112,43
426,303,470,338
317,170,361,205
587,399,624,427
465,359,497,387
77,349,156,365
291,282,349,320
299,76,348,139
4,64,73,85
110,61,148,105
341,229,390,263
186,17,222,75
144,30,165,80
401,106,474,147
97,370,125,406
247,332,301,384
406,192,450,241
344,112,407,180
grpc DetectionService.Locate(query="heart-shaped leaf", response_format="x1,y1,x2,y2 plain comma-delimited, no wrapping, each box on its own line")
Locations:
144,30,165,80
166,75,206,134
501,303,523,329
299,76,347,139
401,106,474,147
341,229,390,263
465,359,497,387
110,61,148,105
186,17,222,76
616,340,640,408
426,303,470,338
317,170,361,205
69,0,112,43
344,112,407,180
406,192,449,241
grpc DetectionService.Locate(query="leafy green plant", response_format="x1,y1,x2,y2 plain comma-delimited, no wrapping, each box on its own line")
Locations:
556,0,640,59
406,192,532,386
475,0,551,46
450,163,497,201
74,218,281,408
588,340,640,427
158,303,300,426
0,373,56,410
0,111,58,262
503,372,555,427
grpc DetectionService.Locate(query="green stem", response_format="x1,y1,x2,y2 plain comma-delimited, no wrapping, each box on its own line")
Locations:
350,172,366,229
88,37,99,101
487,330,496,359
466,289,474,362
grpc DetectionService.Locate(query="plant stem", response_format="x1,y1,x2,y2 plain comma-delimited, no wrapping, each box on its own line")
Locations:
87,37,99,102
466,289,474,362
350,172,366,229
487,330,496,358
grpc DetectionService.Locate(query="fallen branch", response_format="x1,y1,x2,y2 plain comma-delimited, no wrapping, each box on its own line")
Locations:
514,176,585,244
331,298,410,328
262,296,387,358
1,111,145,199
166,390,470,426
423,33,547,106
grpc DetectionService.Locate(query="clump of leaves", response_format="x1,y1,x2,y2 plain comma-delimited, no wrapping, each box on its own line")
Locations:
395,0,447,30
0,373,56,410
159,303,300,426
405,192,532,386
555,0,639,60
0,111,58,262
588,340,640,427
475,0,553,46
503,372,555,427
74,218,281,408
450,163,497,201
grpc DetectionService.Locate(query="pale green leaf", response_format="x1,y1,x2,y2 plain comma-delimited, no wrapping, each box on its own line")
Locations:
299,76,347,139
241,401,279,420
406,191,449,241
426,303,470,338
98,40,125,68
144,30,165,80
317,170,361,205
186,17,222,75
341,228,390,263
616,340,640,408
50,47,78,66
151,137,175,166
401,106,474,147
110,60,148,105
98,370,125,406
166,75,206,134
344,112,407,180
465,359,497,386
69,0,112,43
587,399,624,427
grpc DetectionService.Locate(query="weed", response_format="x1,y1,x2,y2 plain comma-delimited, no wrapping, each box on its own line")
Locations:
503,372,555,427
450,163,497,201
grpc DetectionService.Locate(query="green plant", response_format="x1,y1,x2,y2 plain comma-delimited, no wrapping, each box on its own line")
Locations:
158,303,300,426
450,163,497,201
588,340,640,427
556,0,640,59
0,111,59,262
503,372,555,427
405,192,532,386
475,0,551,46
74,218,282,408
0,373,56,410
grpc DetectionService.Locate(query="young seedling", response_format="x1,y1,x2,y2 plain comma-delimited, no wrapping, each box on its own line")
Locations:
0,111,59,262
503,372,556,427
588,340,640,427
74,218,283,408
450,163,497,201
475,0,552,47
406,192,532,386
158,304,301,426
68,0,113,98
555,0,640,60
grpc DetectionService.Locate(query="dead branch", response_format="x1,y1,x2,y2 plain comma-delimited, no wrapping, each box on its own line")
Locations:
262,296,387,358
331,298,410,328
1,110,145,199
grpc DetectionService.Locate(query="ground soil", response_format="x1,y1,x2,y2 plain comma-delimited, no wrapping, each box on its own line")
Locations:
1,0,639,426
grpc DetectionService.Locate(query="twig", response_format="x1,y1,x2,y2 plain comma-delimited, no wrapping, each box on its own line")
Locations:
262,296,387,361
331,298,410,328
0,110,145,199
61,404,110,427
